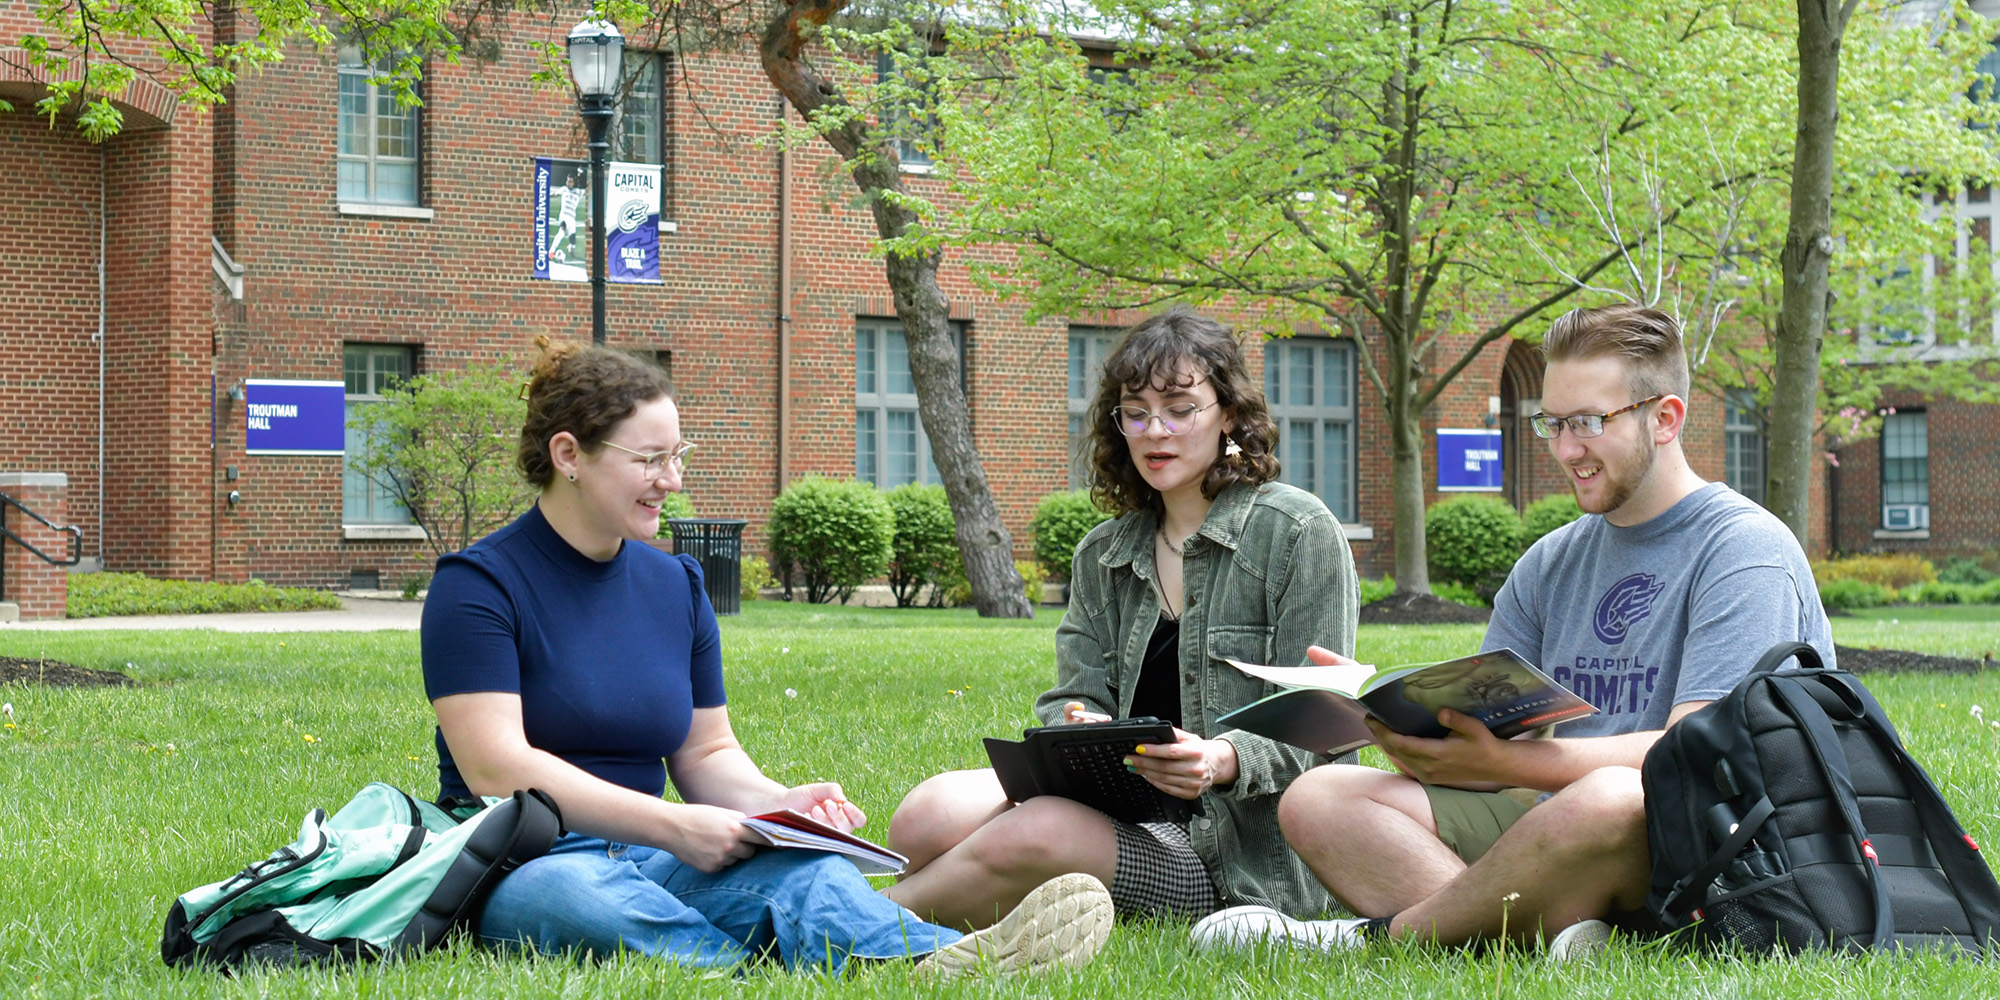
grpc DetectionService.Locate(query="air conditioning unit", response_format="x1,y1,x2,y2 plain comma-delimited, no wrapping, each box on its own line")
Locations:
1882,503,1930,531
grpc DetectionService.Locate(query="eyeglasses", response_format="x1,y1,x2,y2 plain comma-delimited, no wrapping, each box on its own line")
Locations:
1110,401,1219,437
600,440,696,478
1528,395,1662,440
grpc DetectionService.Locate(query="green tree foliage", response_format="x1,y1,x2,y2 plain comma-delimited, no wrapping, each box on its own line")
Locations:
1029,490,1111,581
1521,494,1585,550
940,0,1992,592
766,476,893,605
883,482,960,608
1424,495,1524,595
346,362,533,559
11,0,454,140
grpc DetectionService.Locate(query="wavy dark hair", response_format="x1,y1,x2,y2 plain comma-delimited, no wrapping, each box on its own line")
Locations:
1086,307,1280,516
517,335,673,488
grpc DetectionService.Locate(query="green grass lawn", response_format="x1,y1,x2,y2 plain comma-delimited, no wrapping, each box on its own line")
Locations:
2,604,1997,997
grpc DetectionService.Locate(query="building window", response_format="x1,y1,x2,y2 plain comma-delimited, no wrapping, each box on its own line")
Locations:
875,52,936,170
1264,337,1356,522
343,344,415,525
856,318,965,487
337,45,420,206
1723,389,1765,504
1880,410,1930,528
1067,327,1120,489
617,52,666,166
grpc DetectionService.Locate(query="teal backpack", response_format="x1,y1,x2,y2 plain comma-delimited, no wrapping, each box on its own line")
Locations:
161,782,562,969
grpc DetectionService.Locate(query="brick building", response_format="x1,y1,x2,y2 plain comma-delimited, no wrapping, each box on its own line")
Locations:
12,12,1951,602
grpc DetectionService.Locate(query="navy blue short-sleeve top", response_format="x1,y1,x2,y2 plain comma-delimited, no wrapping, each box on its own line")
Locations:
421,504,725,800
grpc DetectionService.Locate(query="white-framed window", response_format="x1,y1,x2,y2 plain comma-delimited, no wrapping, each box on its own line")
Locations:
337,45,420,206
343,344,415,525
875,52,936,170
1723,389,1766,505
1264,336,1356,522
617,51,667,167
1880,410,1929,526
1067,327,1120,489
856,318,964,487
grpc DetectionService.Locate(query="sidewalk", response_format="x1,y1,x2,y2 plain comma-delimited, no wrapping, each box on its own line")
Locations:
0,594,423,632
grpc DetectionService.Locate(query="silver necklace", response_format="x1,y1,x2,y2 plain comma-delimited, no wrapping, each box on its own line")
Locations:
1157,527,1185,555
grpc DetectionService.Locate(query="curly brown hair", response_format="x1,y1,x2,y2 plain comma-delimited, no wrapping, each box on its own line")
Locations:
1087,307,1281,516
517,335,673,488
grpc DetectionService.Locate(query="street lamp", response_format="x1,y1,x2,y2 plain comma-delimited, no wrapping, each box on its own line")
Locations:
567,18,625,346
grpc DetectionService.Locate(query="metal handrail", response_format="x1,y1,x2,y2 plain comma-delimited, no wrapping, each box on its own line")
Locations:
0,491,83,567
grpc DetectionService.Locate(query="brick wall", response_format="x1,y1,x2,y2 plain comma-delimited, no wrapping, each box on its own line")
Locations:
1830,389,2000,563
0,474,72,619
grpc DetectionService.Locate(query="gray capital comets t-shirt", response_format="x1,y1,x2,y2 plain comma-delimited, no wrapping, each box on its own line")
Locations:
1481,483,1834,737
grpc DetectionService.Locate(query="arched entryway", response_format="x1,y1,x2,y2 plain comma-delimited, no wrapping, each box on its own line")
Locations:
1499,339,1544,511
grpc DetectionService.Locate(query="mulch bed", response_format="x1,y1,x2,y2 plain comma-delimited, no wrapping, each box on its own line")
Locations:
1835,645,1993,676
0,656,135,688
1359,592,1493,625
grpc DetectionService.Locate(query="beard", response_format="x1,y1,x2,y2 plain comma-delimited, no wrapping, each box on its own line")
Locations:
1576,433,1657,517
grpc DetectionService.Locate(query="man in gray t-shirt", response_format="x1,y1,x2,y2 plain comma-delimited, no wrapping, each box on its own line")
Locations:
1486,481,1832,738
1191,304,1833,956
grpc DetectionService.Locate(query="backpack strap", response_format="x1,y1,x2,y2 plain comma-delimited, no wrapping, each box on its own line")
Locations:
391,788,563,952
1768,675,1897,951
1822,671,2000,943
1659,795,1776,920
1750,640,1824,677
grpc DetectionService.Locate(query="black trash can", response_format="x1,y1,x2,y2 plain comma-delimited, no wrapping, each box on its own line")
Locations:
664,518,748,615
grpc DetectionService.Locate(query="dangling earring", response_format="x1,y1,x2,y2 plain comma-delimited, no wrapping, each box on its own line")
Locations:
1224,434,1242,459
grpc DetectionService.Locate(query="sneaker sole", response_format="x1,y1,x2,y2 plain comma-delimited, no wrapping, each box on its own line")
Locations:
1547,919,1613,962
917,873,1113,980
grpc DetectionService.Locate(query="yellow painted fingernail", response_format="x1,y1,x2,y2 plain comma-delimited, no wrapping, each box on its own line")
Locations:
1134,745,1146,754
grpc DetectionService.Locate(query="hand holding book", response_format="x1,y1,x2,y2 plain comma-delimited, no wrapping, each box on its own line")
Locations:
1216,647,1596,757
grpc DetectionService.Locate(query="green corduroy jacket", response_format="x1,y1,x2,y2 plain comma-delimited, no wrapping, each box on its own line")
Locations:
1037,480,1359,917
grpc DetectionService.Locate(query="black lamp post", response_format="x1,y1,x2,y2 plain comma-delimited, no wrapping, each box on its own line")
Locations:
567,18,625,346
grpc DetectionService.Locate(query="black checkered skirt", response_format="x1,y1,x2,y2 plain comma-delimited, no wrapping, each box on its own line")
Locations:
1109,819,1221,919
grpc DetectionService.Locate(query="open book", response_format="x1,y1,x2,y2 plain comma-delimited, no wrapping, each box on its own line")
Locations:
743,810,908,876
1215,648,1596,756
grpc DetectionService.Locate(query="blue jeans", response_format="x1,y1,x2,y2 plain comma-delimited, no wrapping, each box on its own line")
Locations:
477,835,963,971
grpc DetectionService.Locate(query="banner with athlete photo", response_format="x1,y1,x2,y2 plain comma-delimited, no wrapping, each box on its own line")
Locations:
532,158,661,284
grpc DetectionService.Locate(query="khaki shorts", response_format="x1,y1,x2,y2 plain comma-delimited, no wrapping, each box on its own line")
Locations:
1423,786,1543,864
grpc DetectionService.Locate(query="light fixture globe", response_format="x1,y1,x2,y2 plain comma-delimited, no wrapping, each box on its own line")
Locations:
566,19,625,99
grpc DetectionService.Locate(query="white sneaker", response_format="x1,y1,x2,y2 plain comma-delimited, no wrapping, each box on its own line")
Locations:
916,873,1113,980
1546,918,1612,962
1190,905,1370,953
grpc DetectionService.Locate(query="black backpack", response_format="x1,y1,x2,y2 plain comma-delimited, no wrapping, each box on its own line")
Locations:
1641,641,2000,954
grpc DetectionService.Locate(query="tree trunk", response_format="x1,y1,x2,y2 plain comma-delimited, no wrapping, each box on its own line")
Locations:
1387,362,1431,595
1769,0,1852,545
762,0,1032,617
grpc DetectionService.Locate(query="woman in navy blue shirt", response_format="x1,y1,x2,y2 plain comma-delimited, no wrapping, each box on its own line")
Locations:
423,339,1110,974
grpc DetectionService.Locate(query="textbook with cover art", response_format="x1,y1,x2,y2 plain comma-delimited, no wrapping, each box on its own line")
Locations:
1215,649,1597,756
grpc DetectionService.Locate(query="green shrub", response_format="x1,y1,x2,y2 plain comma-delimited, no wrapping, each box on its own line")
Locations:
1425,495,1525,592
766,476,893,604
739,555,776,603
1938,556,1997,586
1812,553,1936,590
1358,576,1397,604
884,483,960,608
1972,579,2000,605
1030,490,1112,580
944,560,1043,608
1905,581,1973,605
67,572,343,618
1817,577,1896,611
1521,493,1585,549
400,573,431,600
1432,581,1487,608
652,494,698,537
